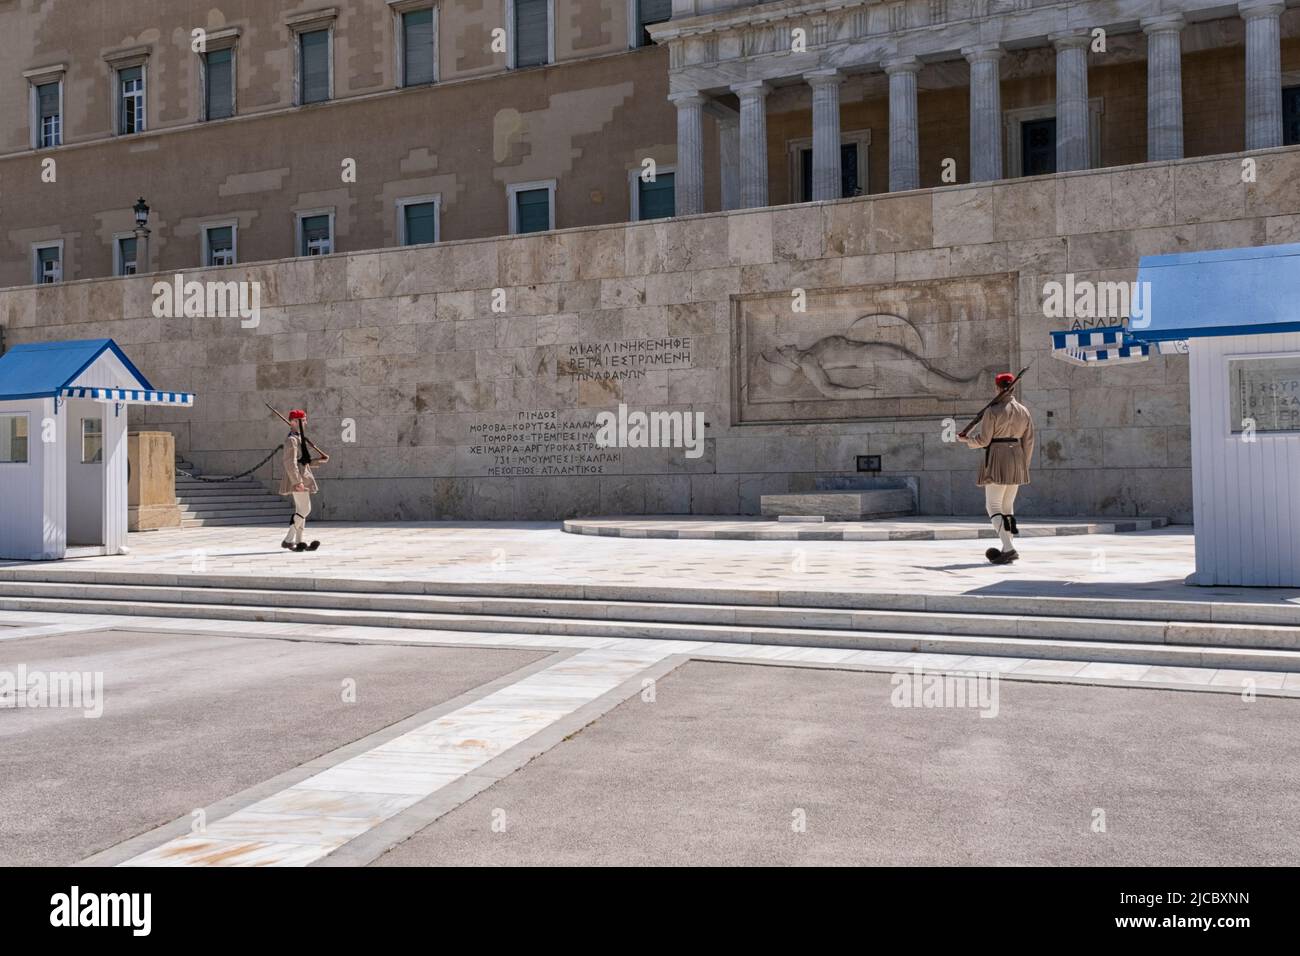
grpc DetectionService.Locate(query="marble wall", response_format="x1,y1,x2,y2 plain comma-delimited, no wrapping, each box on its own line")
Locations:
4,146,1299,522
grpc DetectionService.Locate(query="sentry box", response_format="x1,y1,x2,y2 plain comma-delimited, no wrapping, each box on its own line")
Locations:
0,339,194,561
1051,242,1300,587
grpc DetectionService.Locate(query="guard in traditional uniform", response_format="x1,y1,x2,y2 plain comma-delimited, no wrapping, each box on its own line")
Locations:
961,373,1035,564
280,409,321,552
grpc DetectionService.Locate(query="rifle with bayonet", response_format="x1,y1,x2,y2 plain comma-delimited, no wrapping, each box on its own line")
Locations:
957,365,1030,439
265,402,331,464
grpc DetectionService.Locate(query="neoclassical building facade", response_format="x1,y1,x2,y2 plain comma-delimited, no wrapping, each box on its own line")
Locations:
1,0,1298,287
656,0,1299,214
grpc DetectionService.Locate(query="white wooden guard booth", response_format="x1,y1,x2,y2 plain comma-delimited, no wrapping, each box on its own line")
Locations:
0,338,194,561
1053,242,1300,587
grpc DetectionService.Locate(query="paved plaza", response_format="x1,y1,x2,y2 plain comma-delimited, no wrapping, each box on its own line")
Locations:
3,520,1292,606
1,520,1299,867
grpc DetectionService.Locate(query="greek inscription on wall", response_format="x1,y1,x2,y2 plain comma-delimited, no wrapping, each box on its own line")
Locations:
559,336,693,382
467,410,622,477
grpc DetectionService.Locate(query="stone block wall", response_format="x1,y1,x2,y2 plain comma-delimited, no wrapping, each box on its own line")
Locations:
4,146,1299,522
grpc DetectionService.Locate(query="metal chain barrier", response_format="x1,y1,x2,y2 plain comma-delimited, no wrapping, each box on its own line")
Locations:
177,444,283,483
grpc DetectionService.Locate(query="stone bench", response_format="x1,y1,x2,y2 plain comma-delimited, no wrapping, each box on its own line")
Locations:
760,489,916,520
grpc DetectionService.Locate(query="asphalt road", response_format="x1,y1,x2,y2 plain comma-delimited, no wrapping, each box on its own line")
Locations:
0,629,543,866
374,660,1300,866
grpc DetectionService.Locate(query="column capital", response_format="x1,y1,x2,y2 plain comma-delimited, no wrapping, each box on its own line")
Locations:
1049,31,1091,50
803,68,843,88
1140,13,1186,35
882,55,922,75
730,80,771,98
1238,0,1285,19
961,43,1003,63
668,91,707,108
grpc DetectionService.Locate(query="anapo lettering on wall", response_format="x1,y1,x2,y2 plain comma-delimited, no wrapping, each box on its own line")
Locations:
559,337,693,381
467,410,622,476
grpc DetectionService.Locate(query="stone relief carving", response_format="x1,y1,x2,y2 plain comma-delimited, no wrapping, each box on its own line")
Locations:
733,275,1017,424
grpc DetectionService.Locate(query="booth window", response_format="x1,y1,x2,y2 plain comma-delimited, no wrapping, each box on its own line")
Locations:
0,414,29,464
82,418,104,463
1228,356,1300,434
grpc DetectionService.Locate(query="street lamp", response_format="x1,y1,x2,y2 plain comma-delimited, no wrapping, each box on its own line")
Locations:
132,197,150,274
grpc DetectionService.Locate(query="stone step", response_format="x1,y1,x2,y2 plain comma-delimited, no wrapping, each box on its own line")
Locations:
760,489,916,520
177,496,285,507
2,579,1299,656
178,499,286,512
175,481,271,493
178,520,287,528
1,589,1296,672
3,567,1294,627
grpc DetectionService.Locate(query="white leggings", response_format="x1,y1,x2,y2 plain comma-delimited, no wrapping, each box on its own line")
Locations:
285,491,313,544
984,484,1019,550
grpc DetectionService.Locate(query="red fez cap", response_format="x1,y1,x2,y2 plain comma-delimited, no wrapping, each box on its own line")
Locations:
995,373,1016,388
288,409,307,420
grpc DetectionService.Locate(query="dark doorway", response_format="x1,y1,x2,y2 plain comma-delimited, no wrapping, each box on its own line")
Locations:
799,143,863,201
1021,117,1057,176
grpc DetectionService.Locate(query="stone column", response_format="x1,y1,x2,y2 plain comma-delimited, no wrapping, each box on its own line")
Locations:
805,69,843,201
732,81,771,208
670,91,706,216
1142,15,1186,161
963,44,1003,182
1240,0,1285,150
884,56,922,192
1051,32,1091,172
718,113,741,211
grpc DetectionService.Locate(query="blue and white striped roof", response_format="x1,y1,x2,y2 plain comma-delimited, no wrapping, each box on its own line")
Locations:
1051,326,1188,366
0,338,195,407
60,386,194,407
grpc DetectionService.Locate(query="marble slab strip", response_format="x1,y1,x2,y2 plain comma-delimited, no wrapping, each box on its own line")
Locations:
119,645,673,867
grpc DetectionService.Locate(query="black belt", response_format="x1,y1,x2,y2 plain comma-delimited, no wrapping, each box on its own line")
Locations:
985,437,1019,467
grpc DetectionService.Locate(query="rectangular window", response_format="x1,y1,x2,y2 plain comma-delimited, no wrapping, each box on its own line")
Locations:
82,418,104,464
402,8,435,86
116,237,137,276
36,82,61,147
35,245,61,284
1284,86,1300,147
1229,355,1300,433
514,0,549,68
205,225,236,266
299,29,331,104
636,0,672,47
118,65,145,134
512,186,552,234
0,414,29,464
1021,117,1056,176
300,214,332,256
637,172,675,220
402,201,439,245
205,47,234,120
798,143,862,201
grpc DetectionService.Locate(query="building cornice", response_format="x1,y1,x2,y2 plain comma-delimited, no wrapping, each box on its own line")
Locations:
652,0,1281,93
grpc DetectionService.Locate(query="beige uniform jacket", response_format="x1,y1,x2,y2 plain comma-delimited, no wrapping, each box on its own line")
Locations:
278,433,319,496
963,393,1035,486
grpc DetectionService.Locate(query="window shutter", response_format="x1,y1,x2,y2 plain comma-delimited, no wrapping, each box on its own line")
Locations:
403,202,438,245
639,0,672,30
37,83,59,119
403,9,435,86
300,30,330,103
638,173,675,221
302,215,331,254
515,188,550,233
206,48,234,119
514,0,548,67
